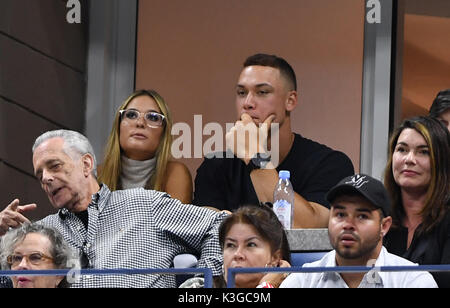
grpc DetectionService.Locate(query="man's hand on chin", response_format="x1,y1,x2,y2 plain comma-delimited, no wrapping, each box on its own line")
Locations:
225,113,275,164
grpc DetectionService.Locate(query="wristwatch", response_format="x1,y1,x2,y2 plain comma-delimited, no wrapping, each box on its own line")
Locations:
246,153,272,173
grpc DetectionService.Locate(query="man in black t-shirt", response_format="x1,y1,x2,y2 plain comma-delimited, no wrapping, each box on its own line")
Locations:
193,54,354,228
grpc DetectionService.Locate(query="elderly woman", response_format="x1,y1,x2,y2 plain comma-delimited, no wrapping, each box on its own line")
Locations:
383,116,450,288
0,223,78,288
98,89,192,203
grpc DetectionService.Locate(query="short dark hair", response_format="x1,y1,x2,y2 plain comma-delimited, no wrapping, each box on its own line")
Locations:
429,89,450,118
243,54,297,91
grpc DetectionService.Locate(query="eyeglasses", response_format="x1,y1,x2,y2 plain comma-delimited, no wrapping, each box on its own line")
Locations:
7,252,54,267
119,109,166,128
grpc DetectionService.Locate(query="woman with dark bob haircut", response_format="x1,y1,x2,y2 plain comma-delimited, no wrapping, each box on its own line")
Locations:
217,204,291,288
383,116,450,287
179,204,291,288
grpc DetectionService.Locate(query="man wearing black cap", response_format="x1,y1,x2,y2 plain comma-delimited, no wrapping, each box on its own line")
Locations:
280,174,437,288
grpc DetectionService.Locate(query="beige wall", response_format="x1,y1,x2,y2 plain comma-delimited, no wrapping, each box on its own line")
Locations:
136,0,364,178
0,0,88,220
402,14,450,119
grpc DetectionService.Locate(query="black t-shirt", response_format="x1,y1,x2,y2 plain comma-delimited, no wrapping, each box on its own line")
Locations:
193,133,354,211
384,211,450,288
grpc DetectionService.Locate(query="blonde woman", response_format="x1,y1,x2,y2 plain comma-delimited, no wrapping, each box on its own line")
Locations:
98,89,192,203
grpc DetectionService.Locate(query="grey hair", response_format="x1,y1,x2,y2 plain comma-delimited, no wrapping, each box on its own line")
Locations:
0,223,78,272
32,129,97,177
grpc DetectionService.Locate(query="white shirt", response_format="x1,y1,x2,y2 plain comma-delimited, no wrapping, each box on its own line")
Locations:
280,247,438,288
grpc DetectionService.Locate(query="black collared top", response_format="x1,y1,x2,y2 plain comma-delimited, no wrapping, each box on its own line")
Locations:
384,211,450,288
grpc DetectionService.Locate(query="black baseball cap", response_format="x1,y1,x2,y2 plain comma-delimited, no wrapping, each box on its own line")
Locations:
326,174,391,217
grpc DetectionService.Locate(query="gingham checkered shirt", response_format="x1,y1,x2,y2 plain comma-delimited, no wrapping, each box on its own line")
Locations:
39,184,226,288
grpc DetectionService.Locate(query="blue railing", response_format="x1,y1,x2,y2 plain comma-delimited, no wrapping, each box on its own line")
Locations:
0,267,213,288
3,265,450,288
226,264,450,288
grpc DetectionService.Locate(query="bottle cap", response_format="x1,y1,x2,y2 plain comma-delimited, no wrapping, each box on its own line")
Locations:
279,170,290,180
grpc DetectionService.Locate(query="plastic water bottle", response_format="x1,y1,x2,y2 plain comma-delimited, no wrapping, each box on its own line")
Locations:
273,170,294,229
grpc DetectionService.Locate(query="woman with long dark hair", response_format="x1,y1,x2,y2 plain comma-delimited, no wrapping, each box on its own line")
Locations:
384,116,450,287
